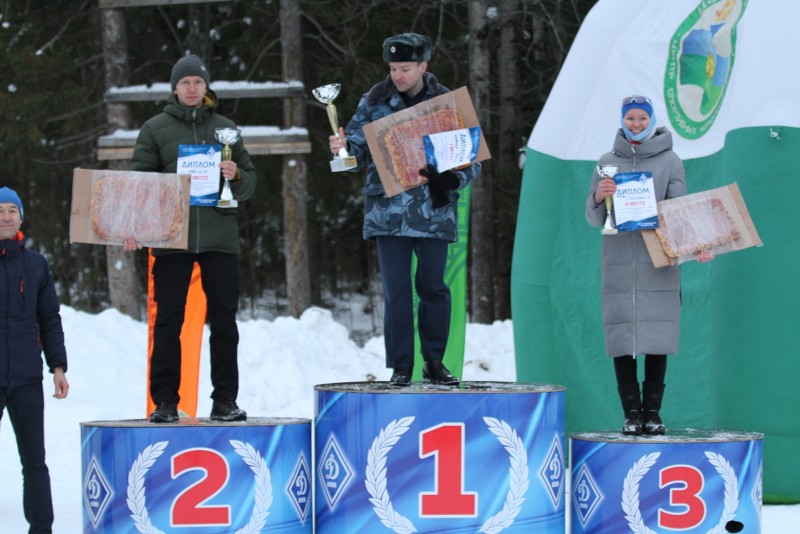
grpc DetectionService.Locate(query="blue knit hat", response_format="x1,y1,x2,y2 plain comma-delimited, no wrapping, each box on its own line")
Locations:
621,96,653,119
620,96,656,141
0,187,23,219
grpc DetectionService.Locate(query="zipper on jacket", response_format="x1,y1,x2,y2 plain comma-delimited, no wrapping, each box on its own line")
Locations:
19,276,24,313
194,205,201,252
630,144,637,358
191,108,201,253
631,228,637,358
1,255,10,384
2,260,7,385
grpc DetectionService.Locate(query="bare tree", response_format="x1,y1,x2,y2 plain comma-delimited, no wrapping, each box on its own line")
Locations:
468,0,496,323
493,0,524,319
3,0,594,323
99,6,143,320
280,0,311,317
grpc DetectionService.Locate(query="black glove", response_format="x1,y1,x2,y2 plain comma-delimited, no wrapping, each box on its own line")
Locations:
419,164,459,208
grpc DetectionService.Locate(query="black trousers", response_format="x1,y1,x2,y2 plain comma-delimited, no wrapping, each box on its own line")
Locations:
1,382,54,533
376,236,451,369
150,252,240,404
613,354,667,385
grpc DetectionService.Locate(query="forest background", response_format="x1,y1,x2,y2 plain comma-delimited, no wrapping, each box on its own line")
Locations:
0,0,594,339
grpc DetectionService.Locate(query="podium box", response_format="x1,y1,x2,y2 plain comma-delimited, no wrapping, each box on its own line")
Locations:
570,430,763,533
314,381,566,533
81,417,312,533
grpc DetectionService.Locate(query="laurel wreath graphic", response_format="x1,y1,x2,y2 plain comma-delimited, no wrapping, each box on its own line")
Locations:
127,441,168,534
365,416,529,533
365,416,418,533
621,452,660,534
126,439,272,534
479,417,530,534
621,451,740,534
230,439,273,534
704,451,740,534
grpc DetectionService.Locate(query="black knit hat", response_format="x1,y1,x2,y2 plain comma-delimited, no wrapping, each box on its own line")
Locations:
170,55,210,90
382,33,432,63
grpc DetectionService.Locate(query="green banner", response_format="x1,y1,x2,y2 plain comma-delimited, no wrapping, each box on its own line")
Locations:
413,185,472,379
512,127,800,502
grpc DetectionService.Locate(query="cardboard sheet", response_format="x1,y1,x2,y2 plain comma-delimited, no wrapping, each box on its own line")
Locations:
70,168,190,249
363,86,491,197
642,183,761,267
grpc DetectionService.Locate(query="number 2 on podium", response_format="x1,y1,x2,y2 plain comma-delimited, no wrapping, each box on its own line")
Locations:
171,448,231,527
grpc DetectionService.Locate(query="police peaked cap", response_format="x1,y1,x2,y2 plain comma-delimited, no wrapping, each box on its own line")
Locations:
383,33,432,63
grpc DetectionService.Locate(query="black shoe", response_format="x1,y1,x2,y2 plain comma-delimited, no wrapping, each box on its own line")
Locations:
389,367,413,387
210,400,247,422
422,360,460,386
149,402,178,423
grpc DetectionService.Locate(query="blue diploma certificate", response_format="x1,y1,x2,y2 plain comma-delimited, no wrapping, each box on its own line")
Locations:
613,171,659,231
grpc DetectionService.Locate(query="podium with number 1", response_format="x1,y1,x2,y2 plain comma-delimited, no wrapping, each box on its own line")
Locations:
314,382,566,533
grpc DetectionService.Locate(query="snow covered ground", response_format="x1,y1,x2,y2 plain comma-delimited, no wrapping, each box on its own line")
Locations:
0,305,796,532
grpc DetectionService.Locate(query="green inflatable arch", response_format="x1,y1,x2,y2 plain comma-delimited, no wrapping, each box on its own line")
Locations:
511,126,800,503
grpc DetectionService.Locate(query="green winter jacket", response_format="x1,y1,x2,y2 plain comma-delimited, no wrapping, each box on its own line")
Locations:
131,90,256,255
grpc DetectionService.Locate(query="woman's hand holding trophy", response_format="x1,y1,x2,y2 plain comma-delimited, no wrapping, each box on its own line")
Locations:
596,165,619,235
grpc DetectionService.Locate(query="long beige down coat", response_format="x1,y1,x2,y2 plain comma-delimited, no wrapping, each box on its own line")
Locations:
585,127,686,357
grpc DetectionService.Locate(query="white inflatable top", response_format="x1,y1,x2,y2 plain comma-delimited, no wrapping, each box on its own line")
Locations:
529,0,800,160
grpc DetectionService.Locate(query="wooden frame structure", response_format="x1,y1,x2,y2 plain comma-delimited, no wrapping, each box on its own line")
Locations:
97,1,311,160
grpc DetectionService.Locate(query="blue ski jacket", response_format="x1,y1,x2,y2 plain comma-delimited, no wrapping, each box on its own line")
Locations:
0,234,67,387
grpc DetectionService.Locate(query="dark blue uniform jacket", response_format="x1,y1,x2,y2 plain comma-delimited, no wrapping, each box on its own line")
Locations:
0,234,67,387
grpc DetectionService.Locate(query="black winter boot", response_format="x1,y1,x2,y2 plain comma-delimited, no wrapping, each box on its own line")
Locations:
210,400,247,422
642,381,666,435
149,402,178,423
617,382,643,435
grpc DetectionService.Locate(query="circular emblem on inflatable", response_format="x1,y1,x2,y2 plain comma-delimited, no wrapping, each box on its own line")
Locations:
664,0,748,139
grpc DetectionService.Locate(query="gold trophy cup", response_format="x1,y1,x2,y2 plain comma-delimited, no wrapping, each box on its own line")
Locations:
214,128,240,208
597,165,619,235
313,83,357,172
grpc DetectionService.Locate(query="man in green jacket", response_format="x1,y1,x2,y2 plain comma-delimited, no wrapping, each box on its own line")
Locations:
124,55,256,423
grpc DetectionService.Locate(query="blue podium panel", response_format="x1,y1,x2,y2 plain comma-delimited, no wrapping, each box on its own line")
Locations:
80,417,312,533
314,381,566,533
570,430,763,534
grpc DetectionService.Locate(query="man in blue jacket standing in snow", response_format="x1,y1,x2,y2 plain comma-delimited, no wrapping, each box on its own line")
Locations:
0,186,69,533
